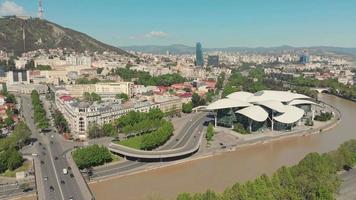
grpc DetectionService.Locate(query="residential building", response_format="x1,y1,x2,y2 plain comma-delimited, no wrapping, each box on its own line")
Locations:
207,55,219,66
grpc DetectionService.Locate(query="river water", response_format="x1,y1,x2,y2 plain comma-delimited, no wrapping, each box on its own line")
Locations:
90,94,356,200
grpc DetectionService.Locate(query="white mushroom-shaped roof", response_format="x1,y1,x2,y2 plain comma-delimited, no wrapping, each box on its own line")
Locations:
255,100,287,113
206,98,252,110
235,105,268,122
226,91,254,102
288,99,317,106
248,90,311,103
273,105,304,124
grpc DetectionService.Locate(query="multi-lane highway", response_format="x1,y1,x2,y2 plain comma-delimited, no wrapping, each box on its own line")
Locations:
21,95,87,200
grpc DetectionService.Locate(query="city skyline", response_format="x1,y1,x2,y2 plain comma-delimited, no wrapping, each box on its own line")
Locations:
0,0,356,48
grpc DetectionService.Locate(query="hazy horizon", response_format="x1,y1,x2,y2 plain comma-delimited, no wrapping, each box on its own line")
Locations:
1,0,356,48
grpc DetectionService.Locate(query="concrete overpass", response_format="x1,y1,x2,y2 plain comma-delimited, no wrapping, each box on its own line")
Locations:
108,114,206,160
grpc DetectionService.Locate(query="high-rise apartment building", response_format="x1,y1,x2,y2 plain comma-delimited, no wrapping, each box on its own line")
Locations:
195,42,204,67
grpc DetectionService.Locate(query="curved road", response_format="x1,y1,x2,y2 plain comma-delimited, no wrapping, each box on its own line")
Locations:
108,113,207,159
92,113,208,179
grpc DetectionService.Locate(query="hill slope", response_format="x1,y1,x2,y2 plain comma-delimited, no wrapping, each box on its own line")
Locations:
0,16,130,56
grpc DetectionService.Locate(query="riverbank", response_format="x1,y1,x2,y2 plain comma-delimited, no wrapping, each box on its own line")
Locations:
90,94,355,200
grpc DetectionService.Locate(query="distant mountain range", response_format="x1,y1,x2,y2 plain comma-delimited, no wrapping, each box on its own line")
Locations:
121,44,356,57
0,16,130,56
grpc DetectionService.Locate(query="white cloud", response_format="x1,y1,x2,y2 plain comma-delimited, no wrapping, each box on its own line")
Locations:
145,31,168,38
0,0,27,16
129,31,169,40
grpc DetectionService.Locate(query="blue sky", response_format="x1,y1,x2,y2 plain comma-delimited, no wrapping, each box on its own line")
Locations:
1,0,356,48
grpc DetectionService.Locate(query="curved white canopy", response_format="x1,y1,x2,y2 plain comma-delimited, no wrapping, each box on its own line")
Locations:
206,98,252,110
255,100,287,113
248,90,311,103
288,99,317,106
273,105,304,124
236,105,268,122
227,91,254,102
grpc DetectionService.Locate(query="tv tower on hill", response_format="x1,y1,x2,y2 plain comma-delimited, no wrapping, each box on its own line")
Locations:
38,0,44,19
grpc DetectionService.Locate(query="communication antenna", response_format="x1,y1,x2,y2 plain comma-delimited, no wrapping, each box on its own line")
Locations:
38,0,44,19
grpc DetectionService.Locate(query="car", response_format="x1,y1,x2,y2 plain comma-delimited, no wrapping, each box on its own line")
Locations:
67,166,71,170
54,156,58,160
50,141,54,144
60,180,65,184
68,196,73,200
44,176,48,181
42,147,46,150
63,168,68,175
49,186,54,191
70,173,74,178
38,142,42,146
40,160,44,164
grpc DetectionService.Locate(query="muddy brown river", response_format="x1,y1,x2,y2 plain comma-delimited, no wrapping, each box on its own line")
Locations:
90,94,356,200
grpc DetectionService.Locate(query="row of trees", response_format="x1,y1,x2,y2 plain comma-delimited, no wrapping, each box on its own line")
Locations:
0,122,31,173
115,108,164,129
206,123,214,141
83,92,101,103
111,67,186,86
176,139,356,200
87,123,116,139
72,144,112,169
75,77,100,85
53,110,70,133
140,121,174,150
31,90,48,129
115,109,174,150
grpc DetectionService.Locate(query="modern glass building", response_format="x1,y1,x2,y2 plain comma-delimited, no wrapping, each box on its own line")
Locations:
195,42,204,67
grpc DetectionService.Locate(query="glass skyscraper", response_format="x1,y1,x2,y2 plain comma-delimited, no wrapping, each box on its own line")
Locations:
195,42,204,66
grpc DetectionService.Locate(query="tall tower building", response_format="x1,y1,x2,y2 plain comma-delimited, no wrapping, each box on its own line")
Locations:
195,42,204,67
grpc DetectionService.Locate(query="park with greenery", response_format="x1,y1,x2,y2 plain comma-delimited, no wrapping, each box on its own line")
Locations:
110,67,186,86
0,122,31,175
31,90,49,130
72,144,114,169
175,139,356,200
114,109,174,150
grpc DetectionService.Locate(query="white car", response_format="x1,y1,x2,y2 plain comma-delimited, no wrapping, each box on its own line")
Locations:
63,168,68,175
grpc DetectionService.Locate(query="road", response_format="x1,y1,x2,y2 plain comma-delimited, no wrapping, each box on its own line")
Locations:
0,181,36,199
21,95,85,200
92,113,208,179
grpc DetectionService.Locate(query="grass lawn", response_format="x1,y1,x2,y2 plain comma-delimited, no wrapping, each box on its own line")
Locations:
1,160,32,177
110,153,120,162
116,135,144,149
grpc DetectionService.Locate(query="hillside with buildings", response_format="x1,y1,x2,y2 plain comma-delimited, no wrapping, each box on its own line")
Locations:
0,16,131,56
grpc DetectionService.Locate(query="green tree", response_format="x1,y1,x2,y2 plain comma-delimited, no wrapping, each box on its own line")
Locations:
115,93,129,102
72,145,112,169
87,123,102,139
182,102,193,113
191,93,205,108
206,123,214,141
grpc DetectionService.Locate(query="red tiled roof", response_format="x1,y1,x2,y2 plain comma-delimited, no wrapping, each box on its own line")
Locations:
59,95,73,101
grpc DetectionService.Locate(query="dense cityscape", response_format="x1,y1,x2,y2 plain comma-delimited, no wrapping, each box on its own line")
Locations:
0,1,356,200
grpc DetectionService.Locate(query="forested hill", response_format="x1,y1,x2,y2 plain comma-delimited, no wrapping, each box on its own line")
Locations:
0,16,131,56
